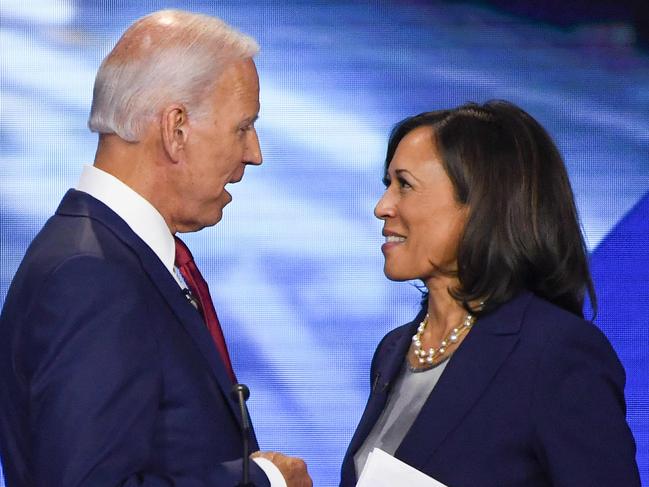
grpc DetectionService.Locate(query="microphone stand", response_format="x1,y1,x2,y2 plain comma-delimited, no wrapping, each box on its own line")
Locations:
231,383,254,487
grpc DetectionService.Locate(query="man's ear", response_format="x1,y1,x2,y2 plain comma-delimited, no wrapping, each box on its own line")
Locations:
161,104,188,163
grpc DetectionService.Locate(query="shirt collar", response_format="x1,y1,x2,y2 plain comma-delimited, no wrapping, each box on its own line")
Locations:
76,165,178,281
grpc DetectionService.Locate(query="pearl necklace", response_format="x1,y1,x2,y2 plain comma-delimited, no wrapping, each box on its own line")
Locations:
411,313,476,368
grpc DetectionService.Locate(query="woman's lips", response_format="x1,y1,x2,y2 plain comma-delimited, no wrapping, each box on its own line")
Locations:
381,234,406,253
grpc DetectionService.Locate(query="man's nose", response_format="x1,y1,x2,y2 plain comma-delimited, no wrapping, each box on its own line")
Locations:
245,129,262,165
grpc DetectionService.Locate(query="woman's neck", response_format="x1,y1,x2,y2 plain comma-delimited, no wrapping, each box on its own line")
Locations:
423,279,468,345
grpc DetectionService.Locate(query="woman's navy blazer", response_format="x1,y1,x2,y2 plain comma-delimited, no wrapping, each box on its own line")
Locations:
341,292,641,486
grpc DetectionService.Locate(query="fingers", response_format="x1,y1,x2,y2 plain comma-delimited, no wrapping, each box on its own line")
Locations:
253,451,312,487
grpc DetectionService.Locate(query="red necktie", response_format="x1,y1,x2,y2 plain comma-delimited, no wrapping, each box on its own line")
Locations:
174,236,236,383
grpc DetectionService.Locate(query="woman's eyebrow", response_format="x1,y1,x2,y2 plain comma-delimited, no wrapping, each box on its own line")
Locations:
395,168,420,182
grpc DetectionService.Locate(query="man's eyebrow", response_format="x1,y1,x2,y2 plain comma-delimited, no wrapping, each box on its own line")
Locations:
242,114,259,124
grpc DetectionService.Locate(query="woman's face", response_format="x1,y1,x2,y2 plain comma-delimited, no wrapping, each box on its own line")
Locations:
375,126,468,284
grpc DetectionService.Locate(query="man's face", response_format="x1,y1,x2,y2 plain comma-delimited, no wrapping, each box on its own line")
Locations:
174,58,261,232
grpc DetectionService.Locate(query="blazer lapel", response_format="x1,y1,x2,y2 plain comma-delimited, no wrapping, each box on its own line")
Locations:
136,245,245,428
56,190,246,430
395,293,532,469
341,310,425,484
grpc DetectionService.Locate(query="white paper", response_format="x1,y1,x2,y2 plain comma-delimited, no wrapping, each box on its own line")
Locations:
356,448,448,487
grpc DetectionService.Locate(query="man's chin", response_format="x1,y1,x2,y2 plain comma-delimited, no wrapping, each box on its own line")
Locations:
175,209,223,234
203,210,224,229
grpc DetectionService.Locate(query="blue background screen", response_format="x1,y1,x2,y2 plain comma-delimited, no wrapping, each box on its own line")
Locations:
1,1,647,485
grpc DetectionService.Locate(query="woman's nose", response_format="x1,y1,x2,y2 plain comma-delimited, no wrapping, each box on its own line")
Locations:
374,190,395,220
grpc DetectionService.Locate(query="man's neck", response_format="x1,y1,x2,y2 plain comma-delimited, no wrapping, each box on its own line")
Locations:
93,134,175,232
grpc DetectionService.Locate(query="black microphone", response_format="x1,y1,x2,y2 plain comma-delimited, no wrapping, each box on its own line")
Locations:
231,383,254,487
372,372,390,393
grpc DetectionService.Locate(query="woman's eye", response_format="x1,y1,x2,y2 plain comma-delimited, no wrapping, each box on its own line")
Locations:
397,178,411,189
382,176,411,189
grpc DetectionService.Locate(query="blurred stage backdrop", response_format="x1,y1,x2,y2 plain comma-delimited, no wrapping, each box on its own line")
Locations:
1,0,648,485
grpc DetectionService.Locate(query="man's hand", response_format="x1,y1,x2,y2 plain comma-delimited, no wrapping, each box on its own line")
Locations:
251,451,312,487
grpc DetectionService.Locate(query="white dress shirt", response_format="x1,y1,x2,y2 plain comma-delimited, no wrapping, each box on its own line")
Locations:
76,165,286,487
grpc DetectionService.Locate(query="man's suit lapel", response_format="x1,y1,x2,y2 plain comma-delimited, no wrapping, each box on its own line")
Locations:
134,244,246,430
395,293,531,469
56,190,248,434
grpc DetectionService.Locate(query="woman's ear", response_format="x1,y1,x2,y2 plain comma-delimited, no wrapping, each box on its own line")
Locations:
161,104,188,163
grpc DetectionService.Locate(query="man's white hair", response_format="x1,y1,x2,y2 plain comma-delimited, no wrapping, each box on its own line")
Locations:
88,10,259,142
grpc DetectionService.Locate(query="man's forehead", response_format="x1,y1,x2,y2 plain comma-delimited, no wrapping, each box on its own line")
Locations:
218,59,258,86
210,60,257,104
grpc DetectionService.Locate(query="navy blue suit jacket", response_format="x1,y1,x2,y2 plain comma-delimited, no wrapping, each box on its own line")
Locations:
0,190,270,486
340,292,640,486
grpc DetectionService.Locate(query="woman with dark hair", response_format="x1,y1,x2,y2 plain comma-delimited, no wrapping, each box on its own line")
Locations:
340,101,640,486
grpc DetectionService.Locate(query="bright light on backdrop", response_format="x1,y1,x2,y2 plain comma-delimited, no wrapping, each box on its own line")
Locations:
1,1,648,485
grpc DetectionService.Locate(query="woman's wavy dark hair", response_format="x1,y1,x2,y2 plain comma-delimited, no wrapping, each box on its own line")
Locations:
385,100,596,318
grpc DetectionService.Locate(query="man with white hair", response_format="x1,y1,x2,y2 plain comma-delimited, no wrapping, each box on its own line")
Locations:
0,9,311,487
